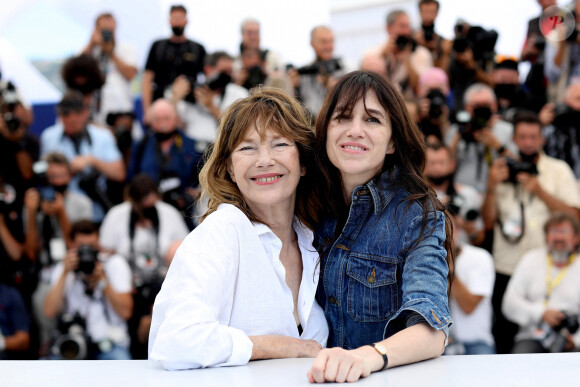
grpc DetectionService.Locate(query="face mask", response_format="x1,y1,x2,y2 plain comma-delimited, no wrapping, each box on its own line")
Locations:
494,84,518,101
172,26,185,36
155,130,177,143
142,206,158,222
422,24,435,41
52,184,68,194
519,151,538,164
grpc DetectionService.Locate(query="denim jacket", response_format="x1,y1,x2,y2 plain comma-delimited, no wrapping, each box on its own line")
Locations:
315,171,451,349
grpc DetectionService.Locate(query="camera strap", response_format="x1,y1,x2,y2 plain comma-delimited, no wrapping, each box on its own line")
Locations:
544,253,578,306
496,200,526,244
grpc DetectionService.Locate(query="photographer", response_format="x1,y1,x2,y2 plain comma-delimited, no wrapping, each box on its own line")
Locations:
503,212,580,353
0,79,38,199
82,13,138,127
23,153,93,348
541,83,580,178
169,51,248,151
287,26,347,117
417,67,452,143
448,20,495,110
449,83,515,193
99,174,188,358
43,220,132,360
128,100,202,229
481,111,580,353
40,91,125,222
492,57,536,118
413,0,452,71
362,9,432,98
545,0,580,102
142,5,206,123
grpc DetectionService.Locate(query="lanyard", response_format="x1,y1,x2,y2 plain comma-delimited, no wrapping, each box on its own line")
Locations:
544,253,577,305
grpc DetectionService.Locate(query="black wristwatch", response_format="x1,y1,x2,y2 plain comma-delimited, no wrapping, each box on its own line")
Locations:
369,343,389,371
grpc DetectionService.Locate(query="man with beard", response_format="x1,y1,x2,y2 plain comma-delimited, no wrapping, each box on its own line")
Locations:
99,174,188,358
503,212,580,353
127,99,202,229
425,142,484,246
482,110,580,354
23,152,93,349
541,83,580,178
142,5,206,123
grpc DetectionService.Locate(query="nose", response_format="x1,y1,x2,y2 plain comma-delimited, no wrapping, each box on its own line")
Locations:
255,145,275,167
345,118,364,138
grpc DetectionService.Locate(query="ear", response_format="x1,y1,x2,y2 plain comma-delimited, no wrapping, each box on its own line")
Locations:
300,165,306,176
227,160,236,183
386,140,395,155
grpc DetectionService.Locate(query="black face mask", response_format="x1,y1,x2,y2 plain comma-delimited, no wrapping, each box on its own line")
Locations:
155,130,177,143
422,24,435,41
142,206,158,221
172,26,185,36
495,84,519,101
428,174,452,187
519,151,539,164
52,184,68,194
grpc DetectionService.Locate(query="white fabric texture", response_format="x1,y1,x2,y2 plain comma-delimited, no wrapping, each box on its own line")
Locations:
148,204,328,370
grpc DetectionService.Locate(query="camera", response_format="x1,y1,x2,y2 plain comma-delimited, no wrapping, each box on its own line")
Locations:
453,25,498,64
550,313,579,353
395,35,417,52
505,157,538,183
51,313,89,360
76,244,98,275
39,186,56,202
426,89,446,119
295,58,343,76
1,82,21,133
101,29,113,43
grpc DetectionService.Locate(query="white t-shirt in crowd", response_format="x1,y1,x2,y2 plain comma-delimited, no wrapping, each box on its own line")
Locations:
449,244,495,346
50,253,132,347
148,204,329,370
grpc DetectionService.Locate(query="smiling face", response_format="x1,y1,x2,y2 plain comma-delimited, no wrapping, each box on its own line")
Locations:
227,124,303,215
326,91,394,193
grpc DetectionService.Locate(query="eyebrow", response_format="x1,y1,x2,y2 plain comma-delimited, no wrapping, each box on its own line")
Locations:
366,108,386,119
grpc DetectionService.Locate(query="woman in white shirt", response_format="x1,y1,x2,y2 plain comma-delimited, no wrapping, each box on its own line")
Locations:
148,87,328,370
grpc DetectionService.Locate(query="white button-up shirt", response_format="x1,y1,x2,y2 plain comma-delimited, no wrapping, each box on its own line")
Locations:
148,204,328,370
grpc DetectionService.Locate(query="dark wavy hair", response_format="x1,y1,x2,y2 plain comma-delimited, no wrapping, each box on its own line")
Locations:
199,87,319,230
314,71,454,282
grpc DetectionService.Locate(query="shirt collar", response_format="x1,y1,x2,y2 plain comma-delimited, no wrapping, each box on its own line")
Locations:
353,168,398,215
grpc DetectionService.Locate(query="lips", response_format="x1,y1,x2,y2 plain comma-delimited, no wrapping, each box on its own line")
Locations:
251,173,284,185
340,142,369,152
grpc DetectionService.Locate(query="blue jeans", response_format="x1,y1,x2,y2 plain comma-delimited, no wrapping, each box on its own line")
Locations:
96,344,132,360
463,341,496,355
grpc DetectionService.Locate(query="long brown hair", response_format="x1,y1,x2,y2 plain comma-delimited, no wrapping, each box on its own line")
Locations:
199,87,319,229
314,71,454,282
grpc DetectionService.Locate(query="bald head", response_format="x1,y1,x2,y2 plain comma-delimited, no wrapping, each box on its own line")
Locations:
565,83,580,111
360,54,387,80
150,99,179,133
311,26,334,61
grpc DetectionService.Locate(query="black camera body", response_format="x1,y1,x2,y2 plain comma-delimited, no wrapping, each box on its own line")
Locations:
426,89,446,119
453,25,498,63
552,104,580,128
51,313,89,360
550,313,579,353
505,157,538,183
76,244,98,275
0,82,21,133
395,35,417,52
297,58,343,76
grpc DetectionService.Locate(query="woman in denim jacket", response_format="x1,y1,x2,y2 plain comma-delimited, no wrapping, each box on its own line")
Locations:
307,71,453,383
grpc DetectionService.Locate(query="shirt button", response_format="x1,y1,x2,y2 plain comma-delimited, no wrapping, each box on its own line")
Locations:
328,296,337,304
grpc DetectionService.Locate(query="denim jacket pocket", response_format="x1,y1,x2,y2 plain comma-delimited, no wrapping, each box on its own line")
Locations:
346,253,398,322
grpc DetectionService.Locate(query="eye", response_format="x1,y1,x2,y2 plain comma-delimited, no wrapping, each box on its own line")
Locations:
366,116,381,124
237,145,255,152
274,142,290,148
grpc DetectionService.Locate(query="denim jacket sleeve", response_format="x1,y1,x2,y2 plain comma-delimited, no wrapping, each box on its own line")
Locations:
384,210,452,339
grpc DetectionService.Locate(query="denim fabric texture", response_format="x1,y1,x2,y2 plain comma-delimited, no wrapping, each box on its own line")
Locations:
315,170,452,349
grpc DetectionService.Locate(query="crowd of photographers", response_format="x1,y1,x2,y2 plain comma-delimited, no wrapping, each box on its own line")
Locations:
1,0,580,361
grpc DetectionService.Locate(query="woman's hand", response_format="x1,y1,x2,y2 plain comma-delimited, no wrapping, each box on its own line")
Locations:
307,345,383,383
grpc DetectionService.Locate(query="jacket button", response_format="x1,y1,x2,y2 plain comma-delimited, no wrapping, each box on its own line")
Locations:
328,296,337,304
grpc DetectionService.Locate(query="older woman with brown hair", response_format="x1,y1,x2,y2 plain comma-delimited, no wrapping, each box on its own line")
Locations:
148,87,328,370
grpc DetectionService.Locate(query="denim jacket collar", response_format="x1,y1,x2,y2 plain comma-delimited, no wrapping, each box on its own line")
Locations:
351,168,399,216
